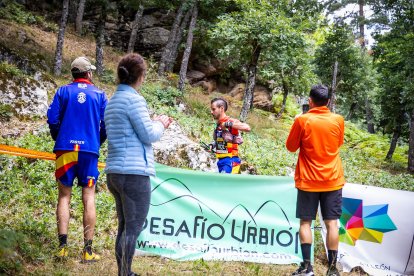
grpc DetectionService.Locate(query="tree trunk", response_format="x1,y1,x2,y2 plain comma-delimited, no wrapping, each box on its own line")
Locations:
346,102,358,120
75,0,86,35
239,43,261,122
68,0,78,24
276,78,289,118
358,0,375,133
365,95,375,133
408,110,414,173
158,0,187,76
358,0,365,48
328,60,338,113
95,5,107,76
127,4,144,53
386,124,401,160
166,8,191,72
53,0,70,76
177,3,198,91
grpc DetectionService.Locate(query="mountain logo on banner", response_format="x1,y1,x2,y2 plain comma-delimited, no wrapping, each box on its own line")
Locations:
339,197,397,246
151,177,292,227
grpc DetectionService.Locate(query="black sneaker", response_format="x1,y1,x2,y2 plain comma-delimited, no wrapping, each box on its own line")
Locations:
292,262,314,276
326,265,340,276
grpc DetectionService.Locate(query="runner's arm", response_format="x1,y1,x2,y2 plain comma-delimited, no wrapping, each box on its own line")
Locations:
222,120,251,132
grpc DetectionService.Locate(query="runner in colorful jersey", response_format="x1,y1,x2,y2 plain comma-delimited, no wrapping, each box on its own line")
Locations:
47,57,107,263
210,98,251,173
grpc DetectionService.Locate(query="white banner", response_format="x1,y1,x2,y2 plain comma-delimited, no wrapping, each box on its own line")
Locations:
320,183,414,276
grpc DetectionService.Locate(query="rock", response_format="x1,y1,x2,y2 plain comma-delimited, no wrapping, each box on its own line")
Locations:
0,71,56,119
229,83,245,98
229,83,273,111
140,15,158,29
148,10,174,26
105,22,118,30
193,60,218,77
186,70,205,83
193,79,217,93
139,27,170,46
152,121,217,172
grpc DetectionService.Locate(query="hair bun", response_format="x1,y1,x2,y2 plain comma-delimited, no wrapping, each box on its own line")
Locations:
119,66,129,77
117,53,147,85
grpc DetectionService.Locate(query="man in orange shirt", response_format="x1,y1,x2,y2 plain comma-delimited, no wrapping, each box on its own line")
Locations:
286,84,345,276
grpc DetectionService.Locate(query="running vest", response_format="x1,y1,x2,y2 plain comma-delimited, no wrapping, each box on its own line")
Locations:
214,117,242,159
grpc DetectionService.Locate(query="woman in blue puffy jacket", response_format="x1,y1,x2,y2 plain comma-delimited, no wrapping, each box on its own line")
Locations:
104,53,171,276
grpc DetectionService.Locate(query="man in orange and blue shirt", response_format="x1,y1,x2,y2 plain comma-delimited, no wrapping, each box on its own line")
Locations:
47,57,107,262
286,84,345,276
210,98,250,174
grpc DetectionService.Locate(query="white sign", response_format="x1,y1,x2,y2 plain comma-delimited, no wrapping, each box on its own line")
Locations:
320,183,414,276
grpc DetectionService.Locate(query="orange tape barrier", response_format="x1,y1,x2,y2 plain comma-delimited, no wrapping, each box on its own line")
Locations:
0,144,106,169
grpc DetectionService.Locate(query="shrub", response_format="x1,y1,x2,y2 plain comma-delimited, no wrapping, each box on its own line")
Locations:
272,94,300,118
0,229,24,274
99,69,116,84
0,1,57,32
0,104,13,122
0,62,25,78
141,83,183,107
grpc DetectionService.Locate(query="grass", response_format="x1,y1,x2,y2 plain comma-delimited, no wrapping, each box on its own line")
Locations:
0,7,410,275
8,251,333,276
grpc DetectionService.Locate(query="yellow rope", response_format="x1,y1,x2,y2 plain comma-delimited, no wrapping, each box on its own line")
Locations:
0,144,106,169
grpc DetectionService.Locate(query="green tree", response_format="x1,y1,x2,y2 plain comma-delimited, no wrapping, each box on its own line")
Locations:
210,0,321,122
323,0,378,132
371,0,414,172
314,20,378,127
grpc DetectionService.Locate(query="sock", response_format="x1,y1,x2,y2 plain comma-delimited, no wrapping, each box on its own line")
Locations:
301,243,312,264
84,239,93,254
58,234,67,247
328,250,338,267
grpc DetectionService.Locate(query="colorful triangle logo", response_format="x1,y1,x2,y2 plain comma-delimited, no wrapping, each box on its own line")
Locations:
339,198,397,246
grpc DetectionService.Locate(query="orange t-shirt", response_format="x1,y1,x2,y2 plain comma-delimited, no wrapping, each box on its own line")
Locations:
286,106,345,192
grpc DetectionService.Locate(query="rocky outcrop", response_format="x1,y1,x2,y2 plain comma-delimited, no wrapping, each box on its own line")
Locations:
0,69,56,138
81,8,175,58
0,44,50,74
153,121,217,172
186,70,205,83
0,72,55,119
192,60,219,77
229,83,273,111
193,79,217,93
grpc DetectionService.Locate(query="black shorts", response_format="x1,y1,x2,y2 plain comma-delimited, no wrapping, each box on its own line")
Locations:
296,188,342,220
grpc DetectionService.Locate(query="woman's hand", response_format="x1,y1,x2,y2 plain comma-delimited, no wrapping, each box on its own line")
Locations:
154,115,173,129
